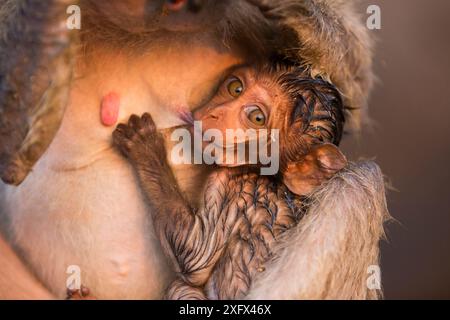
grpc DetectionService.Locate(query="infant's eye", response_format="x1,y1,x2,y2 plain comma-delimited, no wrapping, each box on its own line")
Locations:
227,78,244,98
245,106,266,126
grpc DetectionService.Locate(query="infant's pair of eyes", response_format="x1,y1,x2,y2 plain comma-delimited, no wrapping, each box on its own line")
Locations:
223,76,267,127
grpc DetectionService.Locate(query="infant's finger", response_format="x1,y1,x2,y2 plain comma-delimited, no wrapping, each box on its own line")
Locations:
112,130,124,146
142,113,156,129
117,123,135,139
128,114,142,131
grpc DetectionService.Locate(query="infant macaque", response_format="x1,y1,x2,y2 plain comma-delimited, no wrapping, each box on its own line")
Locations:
113,63,347,299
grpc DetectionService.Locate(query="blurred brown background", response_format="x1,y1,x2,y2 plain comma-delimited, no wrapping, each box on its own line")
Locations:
341,0,450,299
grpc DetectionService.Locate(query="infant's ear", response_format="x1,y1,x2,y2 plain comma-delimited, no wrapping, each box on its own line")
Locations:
282,143,347,196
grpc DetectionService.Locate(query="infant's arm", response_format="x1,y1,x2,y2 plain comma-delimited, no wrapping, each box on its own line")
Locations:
112,113,233,291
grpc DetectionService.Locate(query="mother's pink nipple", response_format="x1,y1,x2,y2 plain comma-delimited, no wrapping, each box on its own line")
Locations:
100,92,120,126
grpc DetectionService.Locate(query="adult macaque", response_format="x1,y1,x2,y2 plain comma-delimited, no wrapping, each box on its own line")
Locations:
0,0,388,299
113,63,348,299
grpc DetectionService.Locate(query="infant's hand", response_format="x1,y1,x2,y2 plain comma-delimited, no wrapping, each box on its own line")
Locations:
112,113,166,165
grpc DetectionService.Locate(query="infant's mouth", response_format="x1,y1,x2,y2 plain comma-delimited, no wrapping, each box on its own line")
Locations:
178,110,195,125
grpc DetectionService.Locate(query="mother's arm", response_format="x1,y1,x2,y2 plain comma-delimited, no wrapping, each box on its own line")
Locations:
0,0,75,299
0,234,54,299
0,0,75,186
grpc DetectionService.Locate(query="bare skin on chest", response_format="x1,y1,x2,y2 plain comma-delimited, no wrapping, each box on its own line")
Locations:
0,40,241,299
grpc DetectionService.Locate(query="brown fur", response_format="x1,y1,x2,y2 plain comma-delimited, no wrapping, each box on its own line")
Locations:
247,0,374,131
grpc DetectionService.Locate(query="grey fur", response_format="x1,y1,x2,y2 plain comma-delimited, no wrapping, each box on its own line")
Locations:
247,161,389,299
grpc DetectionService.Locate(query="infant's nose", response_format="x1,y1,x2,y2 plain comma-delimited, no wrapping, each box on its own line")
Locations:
208,112,219,120
194,107,222,122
